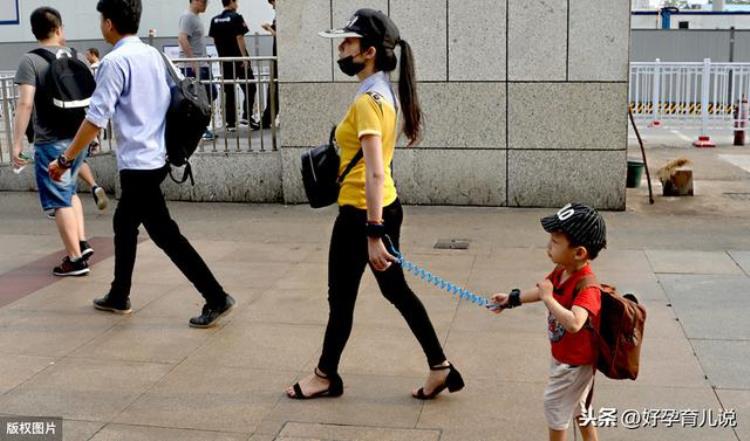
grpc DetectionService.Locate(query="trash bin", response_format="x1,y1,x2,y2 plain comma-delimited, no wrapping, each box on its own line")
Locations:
627,159,645,188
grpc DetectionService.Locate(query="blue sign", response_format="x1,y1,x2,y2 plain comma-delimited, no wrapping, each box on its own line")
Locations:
0,0,20,25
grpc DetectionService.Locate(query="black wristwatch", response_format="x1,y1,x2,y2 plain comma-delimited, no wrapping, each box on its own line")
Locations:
365,221,386,238
57,153,72,169
507,289,522,308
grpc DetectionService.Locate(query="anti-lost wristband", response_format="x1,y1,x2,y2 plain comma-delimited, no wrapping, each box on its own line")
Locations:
383,235,492,308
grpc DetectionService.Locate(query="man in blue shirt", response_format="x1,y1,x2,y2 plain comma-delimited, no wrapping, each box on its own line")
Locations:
49,0,235,328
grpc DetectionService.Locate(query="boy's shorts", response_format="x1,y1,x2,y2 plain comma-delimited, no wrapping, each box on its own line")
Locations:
544,358,595,431
34,140,86,217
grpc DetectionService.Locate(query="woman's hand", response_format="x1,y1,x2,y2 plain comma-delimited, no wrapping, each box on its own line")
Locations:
488,293,509,314
368,237,398,272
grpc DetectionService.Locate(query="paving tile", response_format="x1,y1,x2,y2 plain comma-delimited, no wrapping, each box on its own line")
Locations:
0,354,55,395
89,424,248,441
67,315,219,364
451,295,549,334
351,285,458,330
114,365,291,434
2,279,169,314
417,378,550,441
443,331,549,382
728,250,750,276
278,421,440,441
61,420,106,441
187,321,324,371
658,274,750,340
692,339,750,390
239,289,329,326
258,374,424,435
0,310,121,357
592,384,737,441
0,358,172,421
646,250,743,275
214,262,295,292
715,389,749,441
337,325,451,377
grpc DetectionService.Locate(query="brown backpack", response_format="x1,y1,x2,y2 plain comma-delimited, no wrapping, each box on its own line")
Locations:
575,276,647,380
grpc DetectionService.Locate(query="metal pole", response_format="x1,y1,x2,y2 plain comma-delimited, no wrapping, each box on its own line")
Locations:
1,79,14,164
652,58,661,124
701,58,711,136
629,109,655,205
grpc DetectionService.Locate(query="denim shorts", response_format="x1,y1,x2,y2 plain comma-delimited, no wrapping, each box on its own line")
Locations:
34,140,86,216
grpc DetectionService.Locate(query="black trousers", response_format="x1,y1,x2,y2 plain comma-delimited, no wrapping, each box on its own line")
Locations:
223,62,256,127
109,166,227,307
318,200,447,375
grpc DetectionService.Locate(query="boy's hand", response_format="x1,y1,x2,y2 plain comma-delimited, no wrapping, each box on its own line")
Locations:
488,293,509,314
537,279,554,302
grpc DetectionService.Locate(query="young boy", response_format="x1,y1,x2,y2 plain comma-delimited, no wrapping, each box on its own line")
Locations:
490,202,607,441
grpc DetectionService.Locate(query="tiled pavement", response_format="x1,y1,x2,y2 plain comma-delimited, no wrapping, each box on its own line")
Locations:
0,191,747,441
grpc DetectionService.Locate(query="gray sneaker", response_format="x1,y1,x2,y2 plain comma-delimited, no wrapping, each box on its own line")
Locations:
91,186,109,210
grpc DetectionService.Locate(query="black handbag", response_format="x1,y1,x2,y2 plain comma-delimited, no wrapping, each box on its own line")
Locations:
301,126,363,208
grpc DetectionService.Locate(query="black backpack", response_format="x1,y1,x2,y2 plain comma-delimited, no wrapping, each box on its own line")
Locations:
30,48,96,139
300,91,387,208
301,125,363,208
159,52,211,185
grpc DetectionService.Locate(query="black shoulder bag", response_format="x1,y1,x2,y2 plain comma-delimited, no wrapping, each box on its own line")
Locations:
300,126,363,208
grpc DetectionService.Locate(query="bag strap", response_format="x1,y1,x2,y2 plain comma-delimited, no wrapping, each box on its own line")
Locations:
159,51,182,85
30,48,56,64
571,274,600,333
169,162,195,186
30,47,77,63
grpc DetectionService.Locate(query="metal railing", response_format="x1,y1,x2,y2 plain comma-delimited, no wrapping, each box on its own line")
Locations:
630,58,750,132
171,55,278,153
0,55,278,166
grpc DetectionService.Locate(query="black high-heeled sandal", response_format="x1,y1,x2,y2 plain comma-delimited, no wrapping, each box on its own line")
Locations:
413,363,465,400
288,368,344,400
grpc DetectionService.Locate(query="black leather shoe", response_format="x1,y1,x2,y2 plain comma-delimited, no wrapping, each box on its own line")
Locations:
189,294,235,328
93,294,132,314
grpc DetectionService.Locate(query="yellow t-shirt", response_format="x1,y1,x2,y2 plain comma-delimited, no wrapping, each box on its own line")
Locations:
335,91,398,209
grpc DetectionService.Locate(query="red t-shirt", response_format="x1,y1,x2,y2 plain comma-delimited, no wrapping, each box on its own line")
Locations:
546,264,601,366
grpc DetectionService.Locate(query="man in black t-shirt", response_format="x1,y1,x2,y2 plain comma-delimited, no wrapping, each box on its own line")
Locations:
209,0,258,130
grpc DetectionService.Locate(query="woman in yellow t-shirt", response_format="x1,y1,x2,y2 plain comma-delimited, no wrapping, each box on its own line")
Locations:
286,9,464,401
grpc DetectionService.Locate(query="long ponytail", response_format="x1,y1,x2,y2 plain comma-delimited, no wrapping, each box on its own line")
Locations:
397,40,422,146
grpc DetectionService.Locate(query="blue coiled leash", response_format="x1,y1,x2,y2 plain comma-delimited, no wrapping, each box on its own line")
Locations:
383,235,492,308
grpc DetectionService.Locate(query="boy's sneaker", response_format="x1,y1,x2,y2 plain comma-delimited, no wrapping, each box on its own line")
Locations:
53,256,89,277
79,240,94,261
93,294,132,314
226,125,237,133
91,186,108,210
189,294,235,328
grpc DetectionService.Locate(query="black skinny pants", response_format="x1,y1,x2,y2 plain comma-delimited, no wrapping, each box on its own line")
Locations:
109,166,227,307
318,199,447,375
222,62,256,127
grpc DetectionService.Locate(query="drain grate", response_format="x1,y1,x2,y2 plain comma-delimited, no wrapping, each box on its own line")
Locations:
434,239,470,250
724,192,750,201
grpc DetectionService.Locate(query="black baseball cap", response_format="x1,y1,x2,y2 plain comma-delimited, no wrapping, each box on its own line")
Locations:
319,8,400,50
541,203,607,250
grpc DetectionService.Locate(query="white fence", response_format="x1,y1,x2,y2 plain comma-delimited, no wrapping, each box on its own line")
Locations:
630,58,750,133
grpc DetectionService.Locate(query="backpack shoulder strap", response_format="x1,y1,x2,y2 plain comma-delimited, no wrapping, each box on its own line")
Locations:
30,48,56,63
